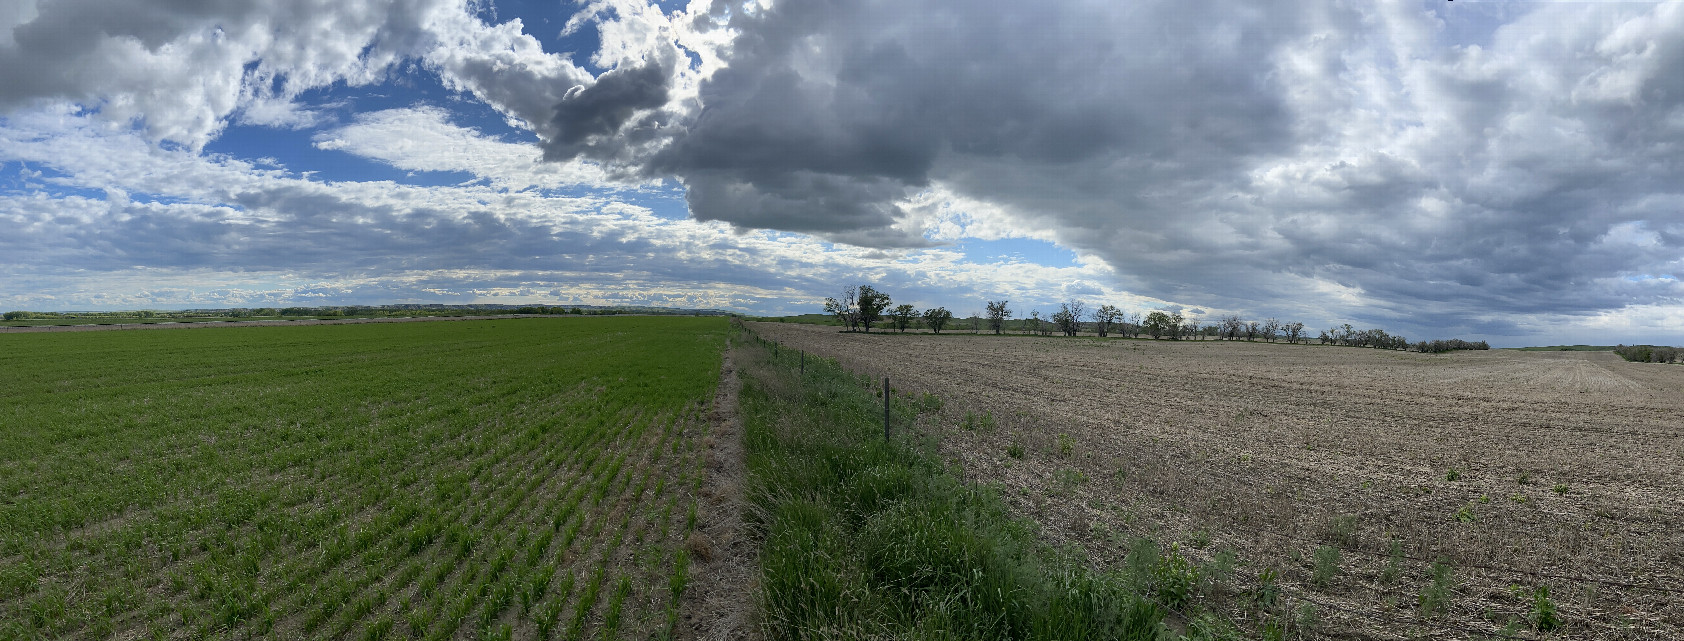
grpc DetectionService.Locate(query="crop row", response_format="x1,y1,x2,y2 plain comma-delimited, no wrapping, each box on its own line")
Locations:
0,317,725,639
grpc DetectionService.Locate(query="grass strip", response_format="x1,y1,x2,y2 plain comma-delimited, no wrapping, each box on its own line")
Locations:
738,329,1181,641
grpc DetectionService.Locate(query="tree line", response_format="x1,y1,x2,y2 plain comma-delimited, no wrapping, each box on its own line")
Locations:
820,285,1490,352
1614,344,1682,363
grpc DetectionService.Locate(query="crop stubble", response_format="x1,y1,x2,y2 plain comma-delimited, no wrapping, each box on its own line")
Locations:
749,322,1683,639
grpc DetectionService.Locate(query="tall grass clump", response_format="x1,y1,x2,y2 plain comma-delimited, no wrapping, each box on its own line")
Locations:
736,327,1171,640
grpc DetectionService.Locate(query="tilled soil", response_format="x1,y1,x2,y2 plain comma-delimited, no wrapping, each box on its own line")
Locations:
748,323,1684,640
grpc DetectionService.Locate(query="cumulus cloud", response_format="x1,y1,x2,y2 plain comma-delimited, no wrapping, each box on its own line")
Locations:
0,107,1138,320
5,0,1684,344
556,0,1684,335
311,106,636,190
0,0,468,148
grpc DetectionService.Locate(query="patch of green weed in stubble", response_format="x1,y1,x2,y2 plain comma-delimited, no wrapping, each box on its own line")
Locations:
1419,560,1457,617
1310,546,1342,588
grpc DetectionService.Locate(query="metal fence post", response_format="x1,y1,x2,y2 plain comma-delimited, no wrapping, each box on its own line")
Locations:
883,377,890,442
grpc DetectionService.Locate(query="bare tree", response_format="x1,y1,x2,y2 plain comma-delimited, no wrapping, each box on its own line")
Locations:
922,307,953,333
1094,304,1123,337
1262,318,1281,342
985,300,1013,334
1221,315,1243,340
1026,310,1043,335
1127,312,1143,337
1245,321,1260,341
1285,321,1305,344
823,285,860,331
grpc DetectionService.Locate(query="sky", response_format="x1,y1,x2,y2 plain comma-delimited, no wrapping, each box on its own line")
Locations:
2,0,1682,346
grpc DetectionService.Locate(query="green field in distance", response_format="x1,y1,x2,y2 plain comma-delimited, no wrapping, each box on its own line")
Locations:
0,316,726,640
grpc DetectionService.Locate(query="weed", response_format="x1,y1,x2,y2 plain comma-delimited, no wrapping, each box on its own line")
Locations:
1311,545,1341,588
1295,603,1320,635
1419,561,1456,617
1153,544,1200,608
1446,468,1461,481
1006,443,1025,459
1056,433,1075,458
1532,585,1561,631
1254,567,1280,609
1455,505,1477,523
1326,514,1358,546
1518,472,1532,485
1552,483,1570,495
1204,547,1237,590
916,392,943,413
1188,529,1212,550
1053,468,1087,495
1381,538,1404,584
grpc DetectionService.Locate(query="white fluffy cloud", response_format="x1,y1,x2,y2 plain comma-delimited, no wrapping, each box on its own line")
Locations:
311,106,634,190
0,106,1138,319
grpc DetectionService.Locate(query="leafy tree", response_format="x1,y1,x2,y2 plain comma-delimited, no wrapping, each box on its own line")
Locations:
1416,338,1492,353
1052,301,1086,337
922,307,954,334
2,311,27,321
889,304,918,332
985,300,1012,334
856,285,892,332
1143,311,1173,339
1093,305,1123,337
1168,312,1186,340
1027,310,1046,336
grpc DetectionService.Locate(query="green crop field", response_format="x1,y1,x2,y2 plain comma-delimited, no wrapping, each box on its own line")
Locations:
0,317,726,640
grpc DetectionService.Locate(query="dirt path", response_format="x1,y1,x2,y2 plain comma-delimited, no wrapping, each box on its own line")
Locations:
677,345,758,641
748,323,1684,640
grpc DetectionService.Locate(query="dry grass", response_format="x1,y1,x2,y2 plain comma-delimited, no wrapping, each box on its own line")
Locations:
749,323,1684,640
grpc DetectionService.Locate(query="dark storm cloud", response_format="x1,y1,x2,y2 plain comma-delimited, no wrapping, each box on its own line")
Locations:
628,0,1297,246
533,0,1684,331
543,55,674,163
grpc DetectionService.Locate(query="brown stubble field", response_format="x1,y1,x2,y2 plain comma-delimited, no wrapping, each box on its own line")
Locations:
747,322,1684,640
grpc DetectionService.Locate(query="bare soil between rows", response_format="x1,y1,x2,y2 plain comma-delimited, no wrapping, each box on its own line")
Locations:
748,323,1684,640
